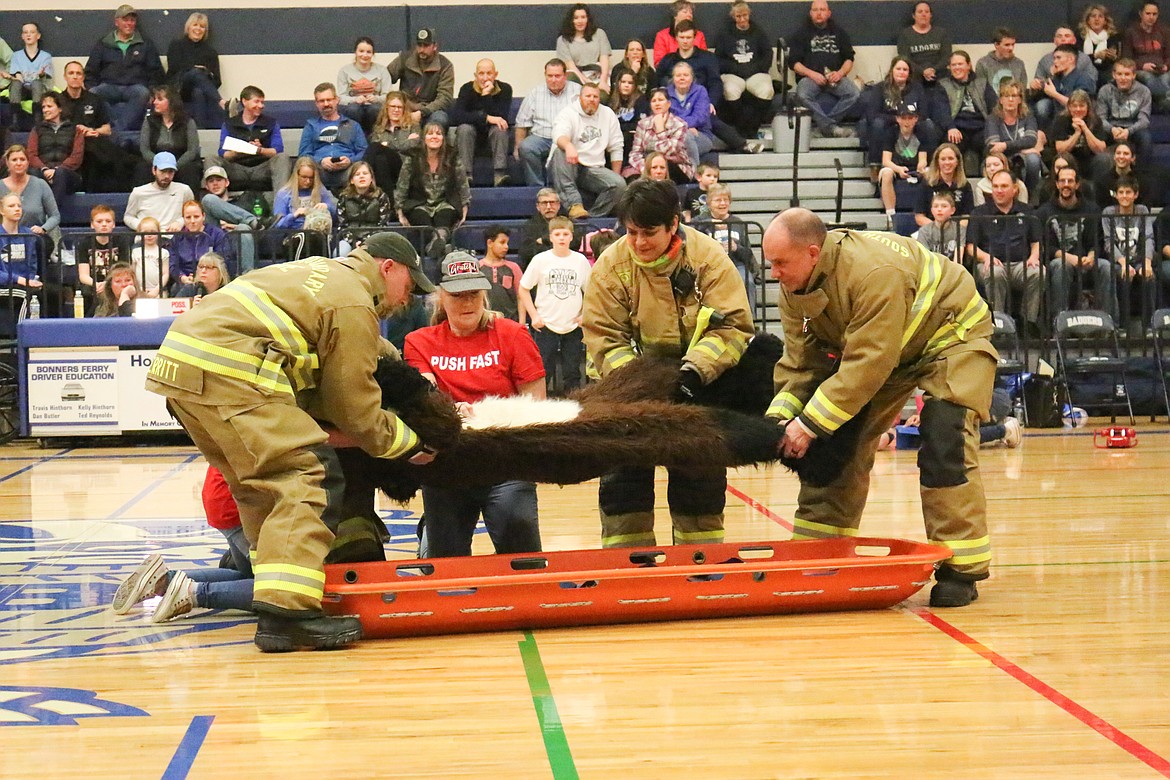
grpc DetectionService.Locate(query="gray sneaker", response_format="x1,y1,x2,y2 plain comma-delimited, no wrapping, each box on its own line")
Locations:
152,571,197,623
831,125,857,138
112,554,170,614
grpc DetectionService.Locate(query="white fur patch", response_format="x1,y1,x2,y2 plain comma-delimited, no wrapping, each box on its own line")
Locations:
462,396,583,430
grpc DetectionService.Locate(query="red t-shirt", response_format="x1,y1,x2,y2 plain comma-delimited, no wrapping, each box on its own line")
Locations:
202,465,242,531
404,317,545,403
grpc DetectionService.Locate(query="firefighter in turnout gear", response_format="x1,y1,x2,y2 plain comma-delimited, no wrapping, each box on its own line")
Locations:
145,232,437,651
583,179,754,549
764,209,996,607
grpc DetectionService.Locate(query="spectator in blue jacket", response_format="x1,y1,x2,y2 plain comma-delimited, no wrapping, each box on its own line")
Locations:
167,199,233,296
273,156,338,231
84,5,165,132
0,193,41,295
668,61,714,166
298,82,368,191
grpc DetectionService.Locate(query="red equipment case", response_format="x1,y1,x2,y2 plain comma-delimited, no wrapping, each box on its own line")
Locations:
323,537,950,639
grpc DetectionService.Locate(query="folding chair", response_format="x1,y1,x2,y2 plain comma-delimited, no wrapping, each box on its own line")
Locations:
1053,309,1134,424
1153,308,1170,421
991,311,1027,425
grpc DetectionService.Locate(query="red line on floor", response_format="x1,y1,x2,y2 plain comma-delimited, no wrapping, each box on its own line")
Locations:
727,484,793,533
910,607,1170,777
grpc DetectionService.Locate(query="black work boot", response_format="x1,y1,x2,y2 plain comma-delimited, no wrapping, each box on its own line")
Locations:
929,566,980,608
254,609,363,652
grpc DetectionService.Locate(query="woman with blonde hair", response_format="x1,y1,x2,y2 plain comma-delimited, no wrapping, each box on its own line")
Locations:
403,251,545,558
175,251,231,303
984,79,1043,199
165,12,225,126
273,156,337,231
367,90,422,206
94,262,141,317
1078,4,1120,87
915,142,972,226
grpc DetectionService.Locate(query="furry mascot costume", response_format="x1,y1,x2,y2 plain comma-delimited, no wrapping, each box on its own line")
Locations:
332,333,864,551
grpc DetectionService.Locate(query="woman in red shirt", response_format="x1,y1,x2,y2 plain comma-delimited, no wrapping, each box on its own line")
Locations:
404,251,547,557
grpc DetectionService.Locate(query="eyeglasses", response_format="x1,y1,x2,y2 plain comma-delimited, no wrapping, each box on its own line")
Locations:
538,199,560,206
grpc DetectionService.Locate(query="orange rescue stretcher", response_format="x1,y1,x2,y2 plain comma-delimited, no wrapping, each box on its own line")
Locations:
322,537,951,639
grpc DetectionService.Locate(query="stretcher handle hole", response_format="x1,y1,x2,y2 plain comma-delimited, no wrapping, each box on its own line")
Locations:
344,569,359,584
510,557,549,571
854,545,892,557
692,551,706,564
396,563,436,577
737,546,777,559
629,551,666,566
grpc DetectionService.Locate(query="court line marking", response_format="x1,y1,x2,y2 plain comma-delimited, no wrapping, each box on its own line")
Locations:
726,483,793,532
161,715,215,780
727,483,1170,775
910,608,1170,778
0,448,74,484
518,631,579,780
0,453,201,610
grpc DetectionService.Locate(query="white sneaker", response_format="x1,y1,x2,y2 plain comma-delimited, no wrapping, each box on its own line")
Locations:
831,125,857,138
744,140,766,153
112,554,170,614
1002,416,1022,448
152,571,197,623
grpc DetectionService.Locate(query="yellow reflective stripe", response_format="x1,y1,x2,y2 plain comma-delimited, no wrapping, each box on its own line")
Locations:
937,536,992,565
601,531,657,547
157,332,295,396
673,529,725,543
691,335,726,363
248,550,257,562
222,281,320,391
791,517,859,540
253,562,326,583
687,306,716,352
253,580,325,599
804,389,851,433
602,346,637,373
379,418,420,459
903,252,943,349
253,562,326,599
923,293,990,359
767,392,804,420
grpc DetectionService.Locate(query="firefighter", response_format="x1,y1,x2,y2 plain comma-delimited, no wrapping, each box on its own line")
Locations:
583,179,754,548
145,232,438,651
764,208,996,607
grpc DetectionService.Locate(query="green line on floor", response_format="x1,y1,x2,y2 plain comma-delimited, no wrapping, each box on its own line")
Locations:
519,630,579,780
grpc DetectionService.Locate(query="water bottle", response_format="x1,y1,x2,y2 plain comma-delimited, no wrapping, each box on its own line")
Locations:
252,199,264,218
27,295,40,320
73,290,84,319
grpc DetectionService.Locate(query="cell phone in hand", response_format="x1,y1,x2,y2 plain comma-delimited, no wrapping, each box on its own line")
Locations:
331,156,342,164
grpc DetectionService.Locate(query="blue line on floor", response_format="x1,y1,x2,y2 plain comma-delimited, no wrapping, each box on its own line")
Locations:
161,715,215,779
0,449,73,484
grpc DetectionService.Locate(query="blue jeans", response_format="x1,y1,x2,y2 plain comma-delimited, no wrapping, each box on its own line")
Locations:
1136,70,1170,101
519,133,553,185
201,194,257,274
419,480,540,558
178,69,224,127
89,83,150,132
547,149,627,214
794,76,860,132
188,525,254,612
1048,255,1116,319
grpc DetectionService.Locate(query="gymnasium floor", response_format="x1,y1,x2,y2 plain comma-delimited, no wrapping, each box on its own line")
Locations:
1,425,1169,779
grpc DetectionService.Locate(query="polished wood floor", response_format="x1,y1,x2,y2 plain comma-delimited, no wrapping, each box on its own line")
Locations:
2,424,1169,779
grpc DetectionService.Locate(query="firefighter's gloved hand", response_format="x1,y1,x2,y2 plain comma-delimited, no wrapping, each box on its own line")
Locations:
674,367,704,403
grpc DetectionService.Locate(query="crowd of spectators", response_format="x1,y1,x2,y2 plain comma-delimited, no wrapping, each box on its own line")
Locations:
5,1,1170,333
